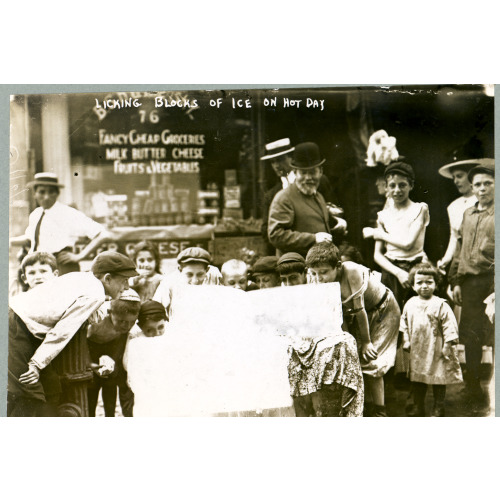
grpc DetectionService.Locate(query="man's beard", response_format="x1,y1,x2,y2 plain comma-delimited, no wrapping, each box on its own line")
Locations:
296,181,318,196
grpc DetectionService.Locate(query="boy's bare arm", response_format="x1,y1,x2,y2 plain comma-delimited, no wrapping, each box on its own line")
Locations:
57,230,114,264
373,241,410,289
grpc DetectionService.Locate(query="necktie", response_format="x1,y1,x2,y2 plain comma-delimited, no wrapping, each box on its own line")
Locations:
33,210,45,251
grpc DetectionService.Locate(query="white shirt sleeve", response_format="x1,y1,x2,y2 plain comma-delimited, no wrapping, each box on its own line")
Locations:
30,295,104,369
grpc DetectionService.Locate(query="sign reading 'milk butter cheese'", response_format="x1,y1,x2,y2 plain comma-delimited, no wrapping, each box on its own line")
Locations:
98,127,206,175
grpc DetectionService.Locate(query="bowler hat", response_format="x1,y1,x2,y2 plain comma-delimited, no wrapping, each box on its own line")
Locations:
384,161,415,182
252,256,278,275
261,138,295,160
27,172,65,189
177,247,211,266
91,251,139,277
468,159,495,182
291,142,326,170
277,252,305,266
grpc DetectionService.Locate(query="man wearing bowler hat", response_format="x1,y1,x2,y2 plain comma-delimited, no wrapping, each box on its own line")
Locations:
260,138,338,254
268,142,347,257
10,172,112,275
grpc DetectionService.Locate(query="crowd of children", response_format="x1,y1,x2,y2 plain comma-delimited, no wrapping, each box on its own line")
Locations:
7,156,494,417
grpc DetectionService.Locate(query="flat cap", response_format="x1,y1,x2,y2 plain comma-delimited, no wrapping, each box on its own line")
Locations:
91,251,139,277
277,252,305,266
252,256,278,275
138,300,167,321
384,161,415,181
117,289,141,302
468,158,494,182
177,247,211,266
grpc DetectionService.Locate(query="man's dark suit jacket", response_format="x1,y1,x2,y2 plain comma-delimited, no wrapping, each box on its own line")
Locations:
268,183,331,257
261,175,335,250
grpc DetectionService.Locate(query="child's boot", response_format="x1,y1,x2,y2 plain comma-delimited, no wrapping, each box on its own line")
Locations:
431,385,446,417
431,403,445,417
363,401,374,417
408,382,426,416
373,405,387,417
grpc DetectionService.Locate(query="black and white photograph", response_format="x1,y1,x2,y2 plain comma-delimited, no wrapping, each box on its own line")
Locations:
6,85,495,418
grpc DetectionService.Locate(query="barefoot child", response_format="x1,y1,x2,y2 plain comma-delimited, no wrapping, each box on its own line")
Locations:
20,251,59,289
129,241,164,302
401,263,462,416
306,242,400,416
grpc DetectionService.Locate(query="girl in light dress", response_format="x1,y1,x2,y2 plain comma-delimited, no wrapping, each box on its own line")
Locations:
400,263,462,416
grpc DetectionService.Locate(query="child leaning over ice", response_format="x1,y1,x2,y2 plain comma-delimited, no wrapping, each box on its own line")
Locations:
400,263,462,417
221,259,259,291
152,247,219,320
306,242,400,417
87,289,141,417
122,300,168,416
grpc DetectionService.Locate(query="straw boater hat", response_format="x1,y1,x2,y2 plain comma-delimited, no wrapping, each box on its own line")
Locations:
290,142,326,170
438,137,488,179
260,138,295,160
26,172,65,189
438,159,487,179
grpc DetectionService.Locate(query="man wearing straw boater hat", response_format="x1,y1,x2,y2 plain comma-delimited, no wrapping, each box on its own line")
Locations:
260,138,339,254
10,172,112,275
268,142,347,257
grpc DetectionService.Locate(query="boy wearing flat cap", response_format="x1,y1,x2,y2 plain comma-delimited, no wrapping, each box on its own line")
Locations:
449,160,495,408
276,252,307,287
251,256,280,289
7,250,138,417
153,247,220,319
